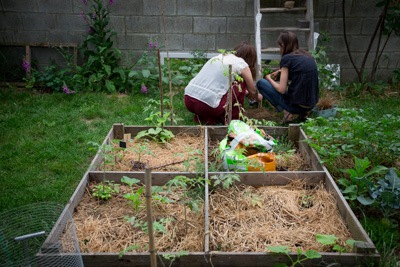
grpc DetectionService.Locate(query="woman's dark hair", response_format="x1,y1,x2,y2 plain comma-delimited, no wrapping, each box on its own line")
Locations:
234,41,257,79
277,31,312,57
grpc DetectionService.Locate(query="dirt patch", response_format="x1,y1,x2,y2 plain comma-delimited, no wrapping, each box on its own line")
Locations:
243,105,282,122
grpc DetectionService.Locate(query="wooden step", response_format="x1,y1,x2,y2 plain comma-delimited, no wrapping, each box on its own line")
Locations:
261,47,309,53
261,47,280,53
259,7,307,13
261,27,311,32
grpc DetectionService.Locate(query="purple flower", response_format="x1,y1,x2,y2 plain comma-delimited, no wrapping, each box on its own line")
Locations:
22,58,31,73
80,11,88,23
82,0,87,6
109,0,115,5
141,84,148,94
63,84,75,94
148,42,158,50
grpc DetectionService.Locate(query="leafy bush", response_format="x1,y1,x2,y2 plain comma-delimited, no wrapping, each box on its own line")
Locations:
73,0,131,93
338,156,387,202
359,167,400,218
303,108,400,170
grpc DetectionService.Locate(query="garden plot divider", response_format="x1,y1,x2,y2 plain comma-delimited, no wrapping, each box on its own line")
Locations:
43,124,380,267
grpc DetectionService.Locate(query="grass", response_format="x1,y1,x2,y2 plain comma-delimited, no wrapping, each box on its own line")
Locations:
0,87,194,212
1,85,399,265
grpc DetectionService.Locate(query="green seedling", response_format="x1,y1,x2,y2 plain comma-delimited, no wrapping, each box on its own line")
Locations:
118,244,141,259
210,173,241,190
267,245,321,267
92,180,119,201
126,216,173,235
165,175,208,234
162,251,189,267
316,234,356,253
122,176,144,213
135,111,175,143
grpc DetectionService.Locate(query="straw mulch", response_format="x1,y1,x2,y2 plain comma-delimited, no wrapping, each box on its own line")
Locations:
209,181,353,252
275,151,311,171
100,132,205,172
73,183,205,253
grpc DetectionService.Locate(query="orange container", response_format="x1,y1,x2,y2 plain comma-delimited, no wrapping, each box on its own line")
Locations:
246,152,276,171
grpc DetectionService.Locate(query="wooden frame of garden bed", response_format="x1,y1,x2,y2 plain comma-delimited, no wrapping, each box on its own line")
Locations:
41,124,380,267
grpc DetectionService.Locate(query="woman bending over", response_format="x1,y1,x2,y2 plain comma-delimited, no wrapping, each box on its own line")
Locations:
184,42,262,125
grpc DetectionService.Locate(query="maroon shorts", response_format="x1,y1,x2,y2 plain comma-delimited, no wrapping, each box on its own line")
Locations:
184,81,247,125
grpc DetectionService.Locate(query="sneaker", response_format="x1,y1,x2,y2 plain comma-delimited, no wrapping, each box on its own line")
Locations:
282,110,294,123
248,99,258,106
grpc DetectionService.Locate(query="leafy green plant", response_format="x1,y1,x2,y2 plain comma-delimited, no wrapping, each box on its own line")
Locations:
210,173,241,190
267,234,356,266
266,245,321,267
24,62,73,93
162,251,189,267
359,167,400,218
165,175,207,211
88,141,115,173
315,234,356,253
134,111,175,143
73,0,132,93
310,31,339,91
177,148,204,173
121,176,144,213
22,48,76,93
302,109,400,171
164,175,208,234
118,244,141,259
126,216,173,235
127,140,153,163
92,180,119,201
338,156,387,202
128,39,161,95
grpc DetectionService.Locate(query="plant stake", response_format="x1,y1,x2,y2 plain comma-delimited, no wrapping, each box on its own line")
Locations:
227,65,233,124
145,167,157,267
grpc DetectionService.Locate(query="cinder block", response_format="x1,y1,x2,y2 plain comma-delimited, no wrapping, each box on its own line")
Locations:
22,13,56,31
177,0,211,16
1,0,37,12
111,0,143,16
56,14,85,31
14,30,49,44
183,34,215,51
193,17,226,33
37,0,73,13
126,16,160,33
162,16,192,34
0,12,23,30
212,0,246,16
143,0,176,15
227,18,254,33
216,34,252,50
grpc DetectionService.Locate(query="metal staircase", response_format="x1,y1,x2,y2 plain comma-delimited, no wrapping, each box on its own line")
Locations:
254,0,315,79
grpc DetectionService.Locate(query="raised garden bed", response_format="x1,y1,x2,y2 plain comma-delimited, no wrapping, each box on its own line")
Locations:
42,124,380,267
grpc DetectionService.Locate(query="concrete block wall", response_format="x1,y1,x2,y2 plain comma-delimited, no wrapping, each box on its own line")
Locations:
0,0,399,83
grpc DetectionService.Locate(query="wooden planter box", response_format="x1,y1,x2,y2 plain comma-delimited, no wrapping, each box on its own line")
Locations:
43,124,380,267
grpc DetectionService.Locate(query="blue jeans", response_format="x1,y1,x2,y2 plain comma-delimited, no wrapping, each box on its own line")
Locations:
256,79,309,115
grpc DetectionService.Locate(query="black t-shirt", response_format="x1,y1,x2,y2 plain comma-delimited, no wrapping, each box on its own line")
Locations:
280,51,319,108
